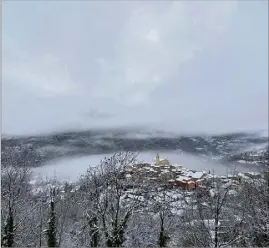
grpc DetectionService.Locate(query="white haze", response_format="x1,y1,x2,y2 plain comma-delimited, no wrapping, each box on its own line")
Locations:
2,1,268,136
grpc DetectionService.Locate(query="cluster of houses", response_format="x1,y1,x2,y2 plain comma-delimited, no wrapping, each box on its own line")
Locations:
123,154,266,191
123,154,207,190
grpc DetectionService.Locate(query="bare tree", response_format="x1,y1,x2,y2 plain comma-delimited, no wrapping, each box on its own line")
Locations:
180,175,245,247
77,152,148,247
125,212,158,247
237,175,269,247
1,164,33,247
150,190,177,247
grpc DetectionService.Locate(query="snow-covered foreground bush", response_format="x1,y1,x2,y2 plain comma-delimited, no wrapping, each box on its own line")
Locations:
1,152,269,247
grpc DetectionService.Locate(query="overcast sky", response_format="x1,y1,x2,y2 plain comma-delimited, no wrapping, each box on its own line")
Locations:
2,1,268,136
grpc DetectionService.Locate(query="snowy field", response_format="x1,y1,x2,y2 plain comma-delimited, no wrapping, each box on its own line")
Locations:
33,151,261,182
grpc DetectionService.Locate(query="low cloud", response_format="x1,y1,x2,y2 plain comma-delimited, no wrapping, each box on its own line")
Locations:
2,1,268,135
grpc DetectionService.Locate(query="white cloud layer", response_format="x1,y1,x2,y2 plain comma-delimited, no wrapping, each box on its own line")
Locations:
2,1,268,135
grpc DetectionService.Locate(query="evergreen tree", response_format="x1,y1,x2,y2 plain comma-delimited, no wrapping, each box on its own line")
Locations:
2,214,14,247
46,189,57,247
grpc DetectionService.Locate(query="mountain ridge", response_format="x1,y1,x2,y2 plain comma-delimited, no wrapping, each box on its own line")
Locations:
1,129,268,168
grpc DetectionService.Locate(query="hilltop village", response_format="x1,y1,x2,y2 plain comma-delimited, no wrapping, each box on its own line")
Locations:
122,154,266,191
31,153,267,198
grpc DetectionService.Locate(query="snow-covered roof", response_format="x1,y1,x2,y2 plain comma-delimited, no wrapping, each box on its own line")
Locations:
192,171,204,179
176,176,191,182
172,164,182,167
185,171,193,177
246,172,261,176
227,174,238,178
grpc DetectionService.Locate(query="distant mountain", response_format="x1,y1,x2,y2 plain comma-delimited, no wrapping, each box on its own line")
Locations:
1,129,268,168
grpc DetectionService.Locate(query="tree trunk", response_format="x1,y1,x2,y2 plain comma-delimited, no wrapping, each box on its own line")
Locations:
2,213,14,247
47,201,57,247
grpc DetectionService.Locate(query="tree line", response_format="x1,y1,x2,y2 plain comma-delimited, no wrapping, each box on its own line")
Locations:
1,152,269,247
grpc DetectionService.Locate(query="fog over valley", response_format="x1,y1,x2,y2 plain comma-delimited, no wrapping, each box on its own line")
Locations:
2,1,269,247
2,0,268,180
